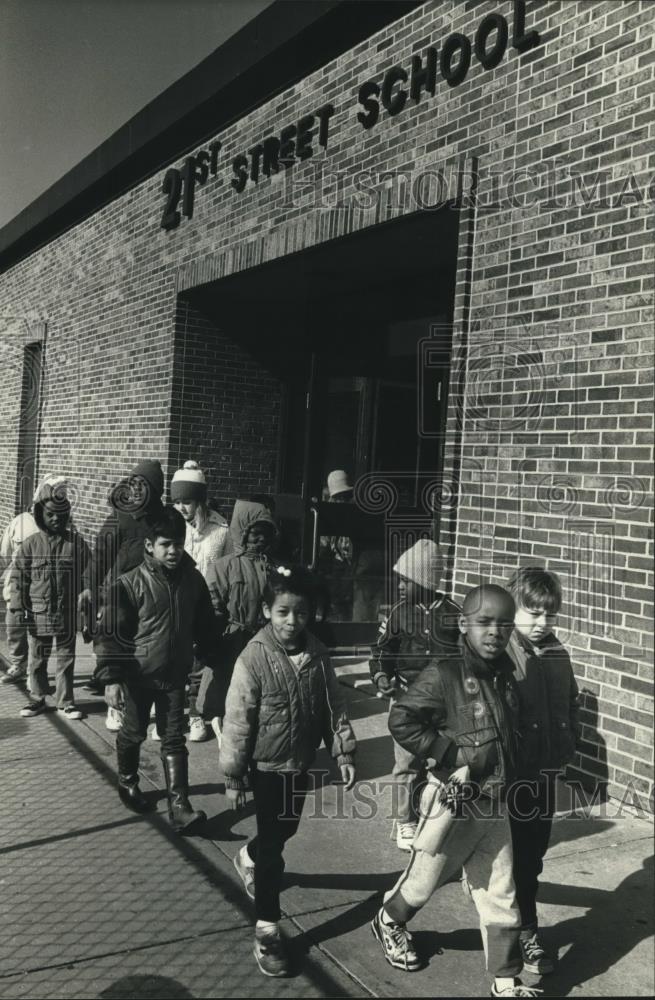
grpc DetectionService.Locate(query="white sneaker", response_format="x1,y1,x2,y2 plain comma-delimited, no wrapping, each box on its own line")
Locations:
58,705,83,720
105,706,123,732
188,716,208,742
396,822,417,852
150,724,161,742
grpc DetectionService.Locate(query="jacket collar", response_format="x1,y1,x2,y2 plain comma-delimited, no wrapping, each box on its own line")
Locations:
460,634,514,679
254,622,326,661
142,550,195,581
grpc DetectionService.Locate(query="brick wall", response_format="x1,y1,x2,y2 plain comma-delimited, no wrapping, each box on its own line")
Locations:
168,300,281,513
0,0,652,802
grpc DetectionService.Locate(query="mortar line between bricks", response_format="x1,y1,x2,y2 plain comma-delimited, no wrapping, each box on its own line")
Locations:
0,922,255,982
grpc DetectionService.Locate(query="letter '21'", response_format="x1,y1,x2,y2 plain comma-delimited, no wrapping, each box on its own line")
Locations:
161,168,182,230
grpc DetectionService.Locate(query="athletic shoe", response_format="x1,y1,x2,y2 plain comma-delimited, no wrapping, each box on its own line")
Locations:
150,724,161,742
20,698,46,718
105,706,123,732
371,908,421,971
253,925,288,977
234,845,256,900
491,980,543,997
520,932,555,975
396,821,417,852
59,705,83,720
1,667,27,684
188,716,208,742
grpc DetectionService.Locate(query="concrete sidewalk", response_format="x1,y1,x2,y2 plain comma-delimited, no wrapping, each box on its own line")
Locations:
0,642,653,999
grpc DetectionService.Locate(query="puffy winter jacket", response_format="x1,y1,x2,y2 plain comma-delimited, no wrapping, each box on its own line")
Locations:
220,624,356,789
94,552,218,690
507,630,579,779
389,635,520,798
369,594,461,690
204,499,277,637
11,522,91,637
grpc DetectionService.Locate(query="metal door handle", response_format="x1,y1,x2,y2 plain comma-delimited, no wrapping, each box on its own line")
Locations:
309,506,319,570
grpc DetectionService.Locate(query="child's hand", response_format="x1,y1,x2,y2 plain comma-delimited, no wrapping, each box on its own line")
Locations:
226,787,248,810
105,684,123,710
375,674,395,697
340,763,356,790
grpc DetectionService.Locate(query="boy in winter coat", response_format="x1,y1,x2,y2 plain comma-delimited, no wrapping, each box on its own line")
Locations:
505,566,579,976
222,564,356,978
369,539,460,850
95,507,217,833
0,475,67,685
196,499,277,730
13,479,91,720
371,585,540,999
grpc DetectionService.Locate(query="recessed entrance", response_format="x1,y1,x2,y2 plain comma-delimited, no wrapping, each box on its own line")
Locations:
186,207,460,646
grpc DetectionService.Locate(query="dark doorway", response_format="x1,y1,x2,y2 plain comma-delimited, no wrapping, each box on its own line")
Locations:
188,207,459,646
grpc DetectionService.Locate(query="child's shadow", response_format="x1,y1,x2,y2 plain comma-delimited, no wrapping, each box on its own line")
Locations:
194,799,257,841
539,855,654,996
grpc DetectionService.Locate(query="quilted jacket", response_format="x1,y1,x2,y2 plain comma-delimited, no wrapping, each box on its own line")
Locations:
220,624,356,789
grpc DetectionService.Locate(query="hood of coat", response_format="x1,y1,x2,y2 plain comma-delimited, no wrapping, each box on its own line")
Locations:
108,460,165,520
32,476,71,532
229,500,277,555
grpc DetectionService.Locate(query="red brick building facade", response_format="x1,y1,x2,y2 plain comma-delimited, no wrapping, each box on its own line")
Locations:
0,1,653,805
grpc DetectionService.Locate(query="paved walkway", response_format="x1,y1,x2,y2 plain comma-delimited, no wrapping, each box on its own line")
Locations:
0,639,653,998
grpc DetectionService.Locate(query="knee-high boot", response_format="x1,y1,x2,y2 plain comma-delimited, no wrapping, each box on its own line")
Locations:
117,741,153,813
162,753,206,833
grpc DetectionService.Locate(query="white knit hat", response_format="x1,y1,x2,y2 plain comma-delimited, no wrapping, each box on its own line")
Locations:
170,460,207,502
327,469,353,498
393,539,444,592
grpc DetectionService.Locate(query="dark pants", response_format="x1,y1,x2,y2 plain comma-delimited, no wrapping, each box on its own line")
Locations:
187,657,204,717
508,779,554,933
246,769,309,922
116,685,187,757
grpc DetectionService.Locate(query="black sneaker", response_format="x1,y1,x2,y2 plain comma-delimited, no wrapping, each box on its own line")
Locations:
520,932,555,975
20,699,46,718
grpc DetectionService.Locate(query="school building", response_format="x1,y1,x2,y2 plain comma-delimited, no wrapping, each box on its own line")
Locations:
0,1,652,805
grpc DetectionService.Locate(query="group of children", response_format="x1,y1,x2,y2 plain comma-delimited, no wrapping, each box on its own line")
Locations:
0,460,579,995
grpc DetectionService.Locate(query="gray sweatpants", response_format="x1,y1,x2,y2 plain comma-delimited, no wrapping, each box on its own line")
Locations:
384,798,522,978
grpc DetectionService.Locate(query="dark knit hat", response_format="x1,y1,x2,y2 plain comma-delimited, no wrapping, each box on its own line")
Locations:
130,459,164,499
170,460,207,503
